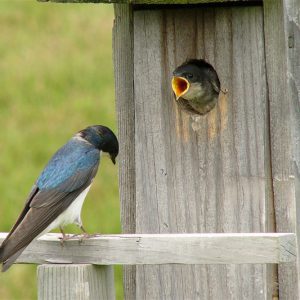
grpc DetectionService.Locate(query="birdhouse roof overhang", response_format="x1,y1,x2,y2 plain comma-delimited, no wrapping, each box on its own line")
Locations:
39,0,262,5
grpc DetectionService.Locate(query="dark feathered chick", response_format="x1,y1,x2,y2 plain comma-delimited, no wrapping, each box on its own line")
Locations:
172,59,220,115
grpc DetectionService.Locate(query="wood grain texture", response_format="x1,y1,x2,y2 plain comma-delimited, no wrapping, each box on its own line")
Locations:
0,233,295,265
131,0,260,4
38,0,260,4
113,4,136,300
263,0,300,299
37,264,115,300
133,5,274,299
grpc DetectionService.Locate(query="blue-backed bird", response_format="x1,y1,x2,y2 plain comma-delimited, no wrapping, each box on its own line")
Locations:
0,125,118,272
172,59,221,115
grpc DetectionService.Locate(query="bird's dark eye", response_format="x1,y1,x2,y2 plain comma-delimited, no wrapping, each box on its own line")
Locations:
186,73,193,79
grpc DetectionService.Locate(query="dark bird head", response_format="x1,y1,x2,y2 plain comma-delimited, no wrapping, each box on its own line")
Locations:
77,125,119,164
172,59,221,115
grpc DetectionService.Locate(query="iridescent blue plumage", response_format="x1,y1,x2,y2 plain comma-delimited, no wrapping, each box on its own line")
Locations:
37,139,100,192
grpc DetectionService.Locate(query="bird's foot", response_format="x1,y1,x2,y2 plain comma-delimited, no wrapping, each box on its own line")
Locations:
59,233,84,246
59,234,72,247
78,233,100,243
77,225,100,243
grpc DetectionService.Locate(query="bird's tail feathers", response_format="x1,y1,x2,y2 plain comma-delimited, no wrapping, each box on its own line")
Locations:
1,248,25,272
0,246,3,263
0,241,26,272
0,241,8,264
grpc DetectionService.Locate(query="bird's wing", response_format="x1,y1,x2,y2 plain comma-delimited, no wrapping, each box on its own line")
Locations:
30,165,98,208
0,159,99,268
210,80,220,94
2,185,39,243
206,68,220,94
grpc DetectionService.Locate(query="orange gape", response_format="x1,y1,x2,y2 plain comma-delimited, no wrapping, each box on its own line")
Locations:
172,76,190,99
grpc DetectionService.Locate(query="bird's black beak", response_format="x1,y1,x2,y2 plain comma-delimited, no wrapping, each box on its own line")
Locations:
110,154,116,165
172,76,190,100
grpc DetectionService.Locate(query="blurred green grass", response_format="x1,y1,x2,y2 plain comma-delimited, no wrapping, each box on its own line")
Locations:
0,1,123,299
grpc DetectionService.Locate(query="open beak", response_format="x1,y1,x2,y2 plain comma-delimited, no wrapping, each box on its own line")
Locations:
172,76,190,100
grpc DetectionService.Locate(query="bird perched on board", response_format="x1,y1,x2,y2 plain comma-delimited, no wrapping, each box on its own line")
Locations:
172,59,221,115
0,125,118,272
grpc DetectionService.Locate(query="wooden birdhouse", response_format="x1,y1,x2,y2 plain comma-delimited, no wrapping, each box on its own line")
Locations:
23,0,300,299
113,1,300,299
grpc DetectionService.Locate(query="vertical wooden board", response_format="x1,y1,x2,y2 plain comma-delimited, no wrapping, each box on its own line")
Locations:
134,5,272,299
284,0,300,171
264,0,300,298
113,5,136,300
37,264,115,300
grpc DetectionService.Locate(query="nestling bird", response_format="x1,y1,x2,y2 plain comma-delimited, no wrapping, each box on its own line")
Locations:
172,59,221,115
0,125,118,272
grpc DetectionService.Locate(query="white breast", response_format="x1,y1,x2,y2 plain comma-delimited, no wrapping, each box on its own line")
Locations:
43,184,92,233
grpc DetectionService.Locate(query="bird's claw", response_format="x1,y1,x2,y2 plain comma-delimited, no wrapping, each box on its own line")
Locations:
59,232,100,245
78,233,100,243
59,234,82,246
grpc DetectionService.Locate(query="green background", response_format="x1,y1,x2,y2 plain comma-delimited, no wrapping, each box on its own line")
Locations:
0,1,122,299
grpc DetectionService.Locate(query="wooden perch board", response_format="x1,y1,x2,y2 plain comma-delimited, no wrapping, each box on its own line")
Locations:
0,232,295,265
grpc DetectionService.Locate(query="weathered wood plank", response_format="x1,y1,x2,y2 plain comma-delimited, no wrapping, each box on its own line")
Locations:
113,4,136,300
38,0,261,4
37,264,115,300
131,0,260,4
263,0,300,299
133,6,271,300
0,233,296,265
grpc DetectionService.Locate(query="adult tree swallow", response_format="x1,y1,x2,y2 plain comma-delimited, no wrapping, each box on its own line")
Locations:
0,125,118,272
172,59,220,115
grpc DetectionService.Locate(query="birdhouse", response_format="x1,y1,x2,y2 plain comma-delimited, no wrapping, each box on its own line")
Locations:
113,1,300,299
40,0,300,299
